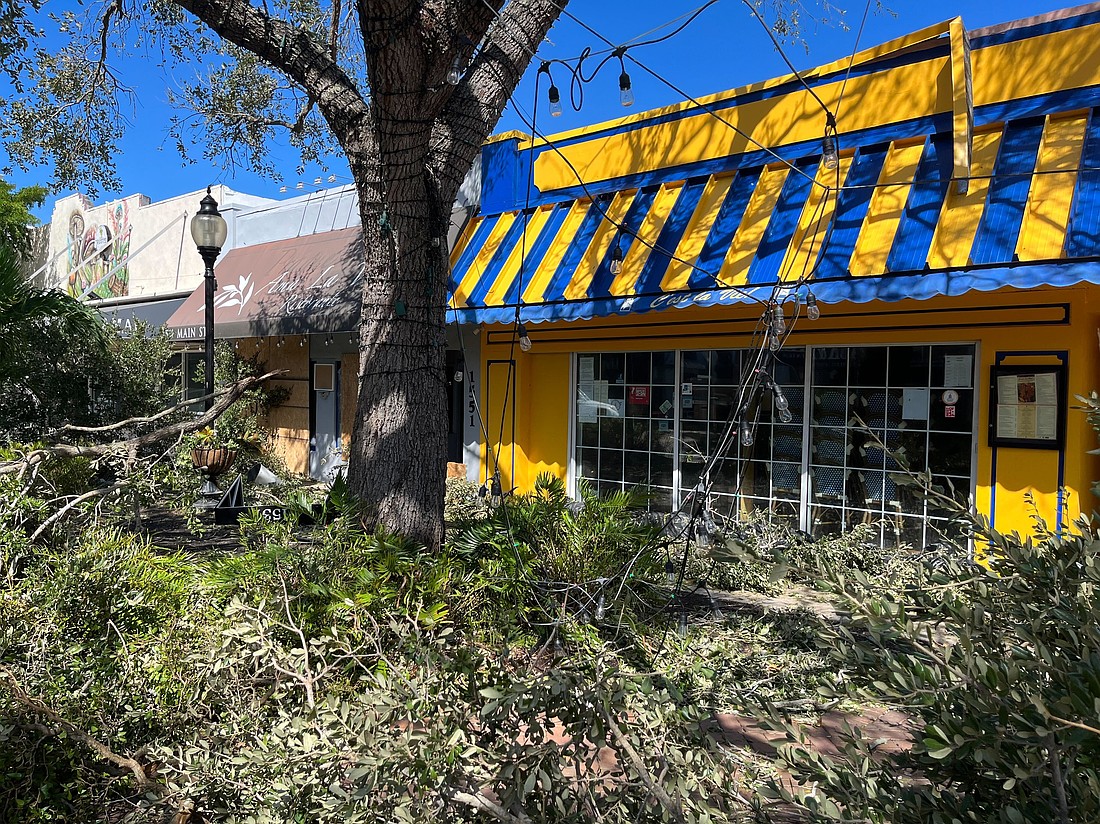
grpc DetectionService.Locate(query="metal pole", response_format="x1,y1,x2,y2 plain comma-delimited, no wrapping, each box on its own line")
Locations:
199,247,219,411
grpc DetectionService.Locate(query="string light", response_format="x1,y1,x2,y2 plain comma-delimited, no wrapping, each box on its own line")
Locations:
772,383,793,423
609,241,624,275
446,46,468,85
822,113,839,170
806,291,821,320
739,416,754,447
548,83,563,117
770,302,786,336
517,323,532,352
618,68,634,107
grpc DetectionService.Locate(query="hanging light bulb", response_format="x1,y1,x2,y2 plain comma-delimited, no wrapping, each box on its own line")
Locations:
773,384,794,423
739,417,754,447
446,53,465,85
768,331,782,352
299,337,306,347
822,133,839,170
276,336,285,348
548,84,563,117
453,368,464,383
806,292,821,321
771,302,786,336
594,592,606,621
517,323,532,352
619,70,634,107
665,558,677,588
489,475,503,506
609,241,624,275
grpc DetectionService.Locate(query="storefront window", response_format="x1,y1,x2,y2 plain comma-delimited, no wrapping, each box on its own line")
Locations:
573,343,976,548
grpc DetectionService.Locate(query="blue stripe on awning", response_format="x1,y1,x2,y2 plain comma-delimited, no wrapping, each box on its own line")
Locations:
633,179,709,296
886,133,953,272
748,158,820,283
691,169,762,288
465,213,530,307
1066,107,1100,257
540,201,606,303
970,118,1045,265
815,146,889,279
449,214,501,291
588,188,658,298
499,203,572,308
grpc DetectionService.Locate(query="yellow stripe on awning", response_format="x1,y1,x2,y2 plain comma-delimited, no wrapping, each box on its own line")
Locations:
927,130,1003,268
718,165,789,286
662,175,734,291
610,183,683,295
564,190,636,301
850,141,927,276
1017,113,1087,261
779,157,853,281
521,201,590,305
451,212,517,308
484,206,554,306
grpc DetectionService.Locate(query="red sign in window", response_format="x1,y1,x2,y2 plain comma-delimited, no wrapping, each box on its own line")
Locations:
629,386,650,404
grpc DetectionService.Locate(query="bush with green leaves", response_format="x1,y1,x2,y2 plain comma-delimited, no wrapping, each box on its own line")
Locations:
758,515,1100,824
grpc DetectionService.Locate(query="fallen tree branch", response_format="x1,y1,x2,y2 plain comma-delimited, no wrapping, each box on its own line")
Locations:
29,482,126,542
0,666,165,794
448,788,532,824
0,370,285,477
601,707,685,823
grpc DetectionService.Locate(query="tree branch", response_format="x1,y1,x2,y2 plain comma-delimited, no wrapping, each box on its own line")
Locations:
170,0,370,135
0,666,165,794
600,707,685,823
431,0,566,197
448,788,532,824
0,369,285,477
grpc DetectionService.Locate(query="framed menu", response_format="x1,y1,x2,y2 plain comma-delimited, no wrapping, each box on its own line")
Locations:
989,364,1066,449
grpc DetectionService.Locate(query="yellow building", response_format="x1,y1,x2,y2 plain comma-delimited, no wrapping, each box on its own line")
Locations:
449,6,1100,548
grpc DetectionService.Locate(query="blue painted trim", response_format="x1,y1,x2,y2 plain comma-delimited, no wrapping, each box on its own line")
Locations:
970,9,1100,48
632,179,709,296
691,169,763,288
816,146,889,279
451,260,1100,325
971,118,1045,265
465,214,529,307
887,133,953,272
500,203,572,307
449,215,501,290
586,188,658,298
539,201,606,303
748,158,820,283
1067,108,1100,257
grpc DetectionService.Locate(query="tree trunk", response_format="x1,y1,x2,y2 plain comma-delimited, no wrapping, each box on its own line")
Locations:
345,138,452,550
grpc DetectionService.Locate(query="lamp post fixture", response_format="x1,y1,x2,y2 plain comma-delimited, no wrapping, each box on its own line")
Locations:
190,188,228,412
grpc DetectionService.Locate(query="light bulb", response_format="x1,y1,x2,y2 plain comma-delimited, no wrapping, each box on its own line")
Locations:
739,419,754,447
771,303,786,336
453,369,463,383
446,54,464,85
609,243,624,275
548,84,563,117
299,337,305,347
806,292,821,320
594,592,606,620
777,405,794,424
517,323,532,352
619,71,634,107
768,332,781,352
822,133,839,170
665,559,677,588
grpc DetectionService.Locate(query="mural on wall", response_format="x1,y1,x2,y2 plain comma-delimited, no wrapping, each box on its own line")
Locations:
65,202,132,298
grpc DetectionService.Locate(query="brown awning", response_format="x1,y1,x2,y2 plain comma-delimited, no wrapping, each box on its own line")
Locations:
165,227,364,341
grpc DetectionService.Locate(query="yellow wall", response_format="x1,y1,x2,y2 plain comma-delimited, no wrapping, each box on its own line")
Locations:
480,285,1100,540
246,336,311,475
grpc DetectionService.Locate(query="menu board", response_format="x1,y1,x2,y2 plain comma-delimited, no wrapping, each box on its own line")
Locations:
989,365,1065,449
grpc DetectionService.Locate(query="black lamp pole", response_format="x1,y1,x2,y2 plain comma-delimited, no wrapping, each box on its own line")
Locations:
190,189,228,411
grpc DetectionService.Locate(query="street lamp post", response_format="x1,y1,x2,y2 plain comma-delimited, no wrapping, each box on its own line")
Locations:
190,188,228,411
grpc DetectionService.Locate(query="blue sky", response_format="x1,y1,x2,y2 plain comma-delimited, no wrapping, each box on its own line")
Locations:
6,0,1078,221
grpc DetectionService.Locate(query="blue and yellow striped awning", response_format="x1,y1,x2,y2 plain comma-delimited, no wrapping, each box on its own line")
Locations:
449,108,1100,324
